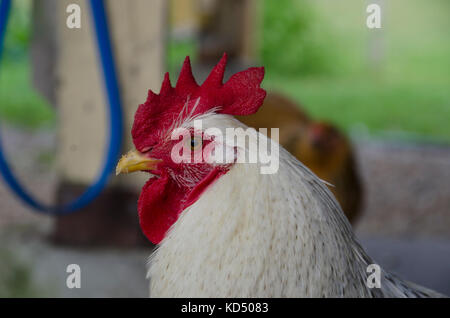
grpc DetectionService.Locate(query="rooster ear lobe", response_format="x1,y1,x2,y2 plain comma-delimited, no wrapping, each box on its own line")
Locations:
160,72,173,95
176,56,198,93
202,53,228,89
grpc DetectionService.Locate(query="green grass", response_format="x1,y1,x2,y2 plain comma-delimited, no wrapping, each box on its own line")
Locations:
0,60,55,129
167,40,197,75
0,248,38,297
262,0,450,142
265,76,450,142
0,0,54,129
260,0,331,76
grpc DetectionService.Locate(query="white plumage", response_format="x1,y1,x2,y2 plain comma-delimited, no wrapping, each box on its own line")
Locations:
146,114,442,297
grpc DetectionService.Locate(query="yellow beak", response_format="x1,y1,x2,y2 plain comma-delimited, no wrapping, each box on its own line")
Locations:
115,150,162,175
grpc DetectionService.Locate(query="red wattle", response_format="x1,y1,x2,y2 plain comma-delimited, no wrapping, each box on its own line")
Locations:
138,168,228,244
138,173,186,244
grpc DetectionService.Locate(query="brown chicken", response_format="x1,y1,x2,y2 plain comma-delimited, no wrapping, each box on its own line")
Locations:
236,92,363,223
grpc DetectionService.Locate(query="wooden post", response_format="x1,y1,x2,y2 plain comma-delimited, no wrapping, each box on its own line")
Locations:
46,0,167,246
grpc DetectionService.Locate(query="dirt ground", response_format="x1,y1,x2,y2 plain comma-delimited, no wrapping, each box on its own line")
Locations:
0,125,449,296
354,139,450,238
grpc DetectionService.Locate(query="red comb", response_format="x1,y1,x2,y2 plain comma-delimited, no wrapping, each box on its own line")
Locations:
132,53,266,151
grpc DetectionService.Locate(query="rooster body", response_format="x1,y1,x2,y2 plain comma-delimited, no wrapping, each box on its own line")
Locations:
117,55,444,298
148,115,365,297
146,116,438,297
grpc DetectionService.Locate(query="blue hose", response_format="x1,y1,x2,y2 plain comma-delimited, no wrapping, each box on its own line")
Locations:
0,0,123,214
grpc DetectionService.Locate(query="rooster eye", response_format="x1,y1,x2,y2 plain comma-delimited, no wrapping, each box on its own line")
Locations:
189,136,202,151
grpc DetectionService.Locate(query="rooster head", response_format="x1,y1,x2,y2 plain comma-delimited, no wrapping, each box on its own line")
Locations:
116,54,266,244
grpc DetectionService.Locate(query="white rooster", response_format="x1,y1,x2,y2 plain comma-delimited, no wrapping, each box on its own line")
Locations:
116,54,444,298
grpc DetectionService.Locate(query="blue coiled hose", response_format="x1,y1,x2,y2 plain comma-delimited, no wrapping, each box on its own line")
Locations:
0,0,123,214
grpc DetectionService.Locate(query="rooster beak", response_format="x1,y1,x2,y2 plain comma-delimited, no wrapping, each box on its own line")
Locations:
115,150,162,175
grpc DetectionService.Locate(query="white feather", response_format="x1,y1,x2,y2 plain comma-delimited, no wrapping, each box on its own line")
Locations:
146,114,444,298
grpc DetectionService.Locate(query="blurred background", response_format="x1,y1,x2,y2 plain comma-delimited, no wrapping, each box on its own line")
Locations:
0,0,449,297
